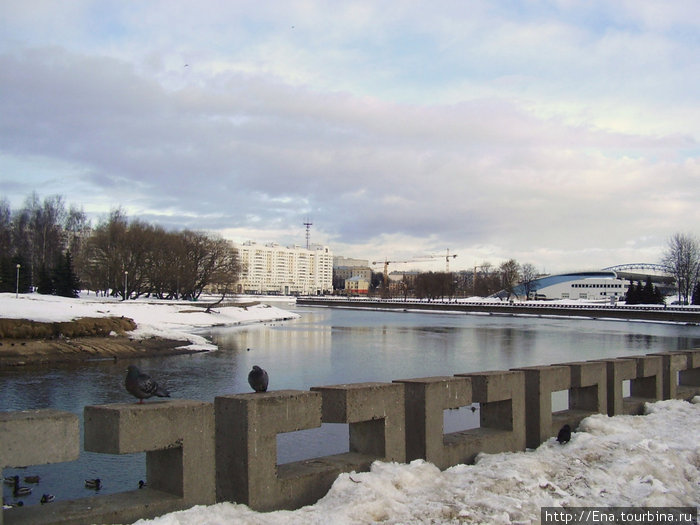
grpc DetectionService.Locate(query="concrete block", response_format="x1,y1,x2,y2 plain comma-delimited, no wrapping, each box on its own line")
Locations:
0,410,79,468
550,361,607,433
593,358,637,416
678,349,700,399
451,370,526,461
311,382,405,462
620,355,663,407
218,389,371,512
393,376,471,468
650,351,693,399
511,365,570,449
0,410,79,525
83,400,215,518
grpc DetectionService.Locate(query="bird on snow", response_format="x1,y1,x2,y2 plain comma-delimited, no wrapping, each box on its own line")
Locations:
125,365,170,403
556,424,571,444
248,365,269,392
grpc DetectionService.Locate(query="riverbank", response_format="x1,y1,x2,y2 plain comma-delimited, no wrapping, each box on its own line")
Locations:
297,297,700,324
0,293,300,367
0,333,198,367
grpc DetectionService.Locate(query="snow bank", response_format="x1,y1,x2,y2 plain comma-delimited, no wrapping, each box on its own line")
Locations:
0,293,299,350
134,398,700,525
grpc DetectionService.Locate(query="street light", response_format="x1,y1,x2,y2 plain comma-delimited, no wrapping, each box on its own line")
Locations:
15,264,20,298
124,271,128,300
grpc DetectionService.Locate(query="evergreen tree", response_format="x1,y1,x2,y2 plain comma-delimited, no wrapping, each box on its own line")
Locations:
642,277,655,304
655,285,666,305
36,264,55,295
0,256,13,293
625,281,642,304
53,251,81,298
693,283,700,305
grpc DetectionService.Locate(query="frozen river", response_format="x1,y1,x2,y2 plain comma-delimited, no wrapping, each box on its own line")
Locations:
2,306,700,506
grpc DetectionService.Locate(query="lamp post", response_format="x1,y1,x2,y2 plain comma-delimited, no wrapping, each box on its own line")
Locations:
15,264,20,298
124,271,128,301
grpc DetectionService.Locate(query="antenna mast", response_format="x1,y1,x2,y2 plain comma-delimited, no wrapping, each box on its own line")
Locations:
303,218,313,249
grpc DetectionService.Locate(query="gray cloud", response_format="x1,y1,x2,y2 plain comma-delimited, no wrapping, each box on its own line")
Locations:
0,2,699,272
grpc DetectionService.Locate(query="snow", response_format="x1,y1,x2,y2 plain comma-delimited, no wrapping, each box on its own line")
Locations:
0,293,300,351
130,398,700,525
3,293,699,523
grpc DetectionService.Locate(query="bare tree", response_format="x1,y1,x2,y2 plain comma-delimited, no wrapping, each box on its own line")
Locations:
499,259,521,299
661,233,700,304
519,263,539,300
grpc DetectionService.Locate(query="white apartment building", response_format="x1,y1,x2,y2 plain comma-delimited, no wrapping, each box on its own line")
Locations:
234,241,333,295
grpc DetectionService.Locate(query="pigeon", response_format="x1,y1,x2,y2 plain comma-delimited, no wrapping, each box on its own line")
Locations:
248,365,269,392
125,365,170,403
556,424,571,444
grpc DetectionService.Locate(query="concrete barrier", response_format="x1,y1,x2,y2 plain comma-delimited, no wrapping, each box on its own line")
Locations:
2,349,699,523
452,370,527,462
394,376,471,468
0,410,79,525
548,360,607,433
651,349,700,400
597,355,663,417
679,349,700,399
512,365,571,448
216,383,404,512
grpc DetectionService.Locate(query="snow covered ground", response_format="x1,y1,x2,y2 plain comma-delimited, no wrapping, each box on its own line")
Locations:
132,398,699,525
0,292,299,351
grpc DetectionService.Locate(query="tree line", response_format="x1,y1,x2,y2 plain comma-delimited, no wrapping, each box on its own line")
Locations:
0,193,240,300
371,232,700,304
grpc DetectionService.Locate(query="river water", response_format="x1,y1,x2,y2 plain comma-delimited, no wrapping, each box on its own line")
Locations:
3,306,700,506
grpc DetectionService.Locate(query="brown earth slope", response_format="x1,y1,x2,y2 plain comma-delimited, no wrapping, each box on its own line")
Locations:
0,316,201,367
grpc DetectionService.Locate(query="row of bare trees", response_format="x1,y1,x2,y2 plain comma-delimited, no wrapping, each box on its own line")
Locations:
384,259,541,300
0,194,240,300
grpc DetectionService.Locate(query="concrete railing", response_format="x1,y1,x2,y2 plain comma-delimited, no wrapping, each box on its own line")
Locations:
2,349,699,524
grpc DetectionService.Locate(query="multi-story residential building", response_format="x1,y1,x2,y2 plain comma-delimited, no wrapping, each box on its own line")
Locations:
234,241,333,295
332,256,372,292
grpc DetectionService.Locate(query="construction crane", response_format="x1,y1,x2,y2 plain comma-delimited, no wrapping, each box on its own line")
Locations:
441,249,458,272
372,259,422,288
372,252,458,297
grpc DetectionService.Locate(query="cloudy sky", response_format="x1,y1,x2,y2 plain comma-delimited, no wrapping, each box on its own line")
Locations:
1,1,698,274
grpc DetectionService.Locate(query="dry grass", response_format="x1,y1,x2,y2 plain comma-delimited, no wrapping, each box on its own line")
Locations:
0,316,137,339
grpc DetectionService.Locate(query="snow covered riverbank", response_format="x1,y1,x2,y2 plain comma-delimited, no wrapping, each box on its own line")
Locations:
0,293,300,351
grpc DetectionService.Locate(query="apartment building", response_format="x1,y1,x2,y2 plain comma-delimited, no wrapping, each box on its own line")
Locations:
234,241,333,295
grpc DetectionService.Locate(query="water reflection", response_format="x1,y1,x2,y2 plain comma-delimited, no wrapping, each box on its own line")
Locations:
3,306,700,506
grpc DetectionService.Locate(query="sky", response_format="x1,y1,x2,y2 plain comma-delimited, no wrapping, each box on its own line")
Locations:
1,1,699,274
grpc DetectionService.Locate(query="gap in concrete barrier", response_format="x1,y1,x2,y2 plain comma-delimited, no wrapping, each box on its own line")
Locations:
622,379,631,397
1,452,147,509
550,390,569,413
443,403,480,434
277,423,350,464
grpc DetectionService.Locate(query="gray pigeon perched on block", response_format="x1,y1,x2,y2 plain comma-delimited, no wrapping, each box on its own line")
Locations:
248,365,269,392
125,365,170,403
